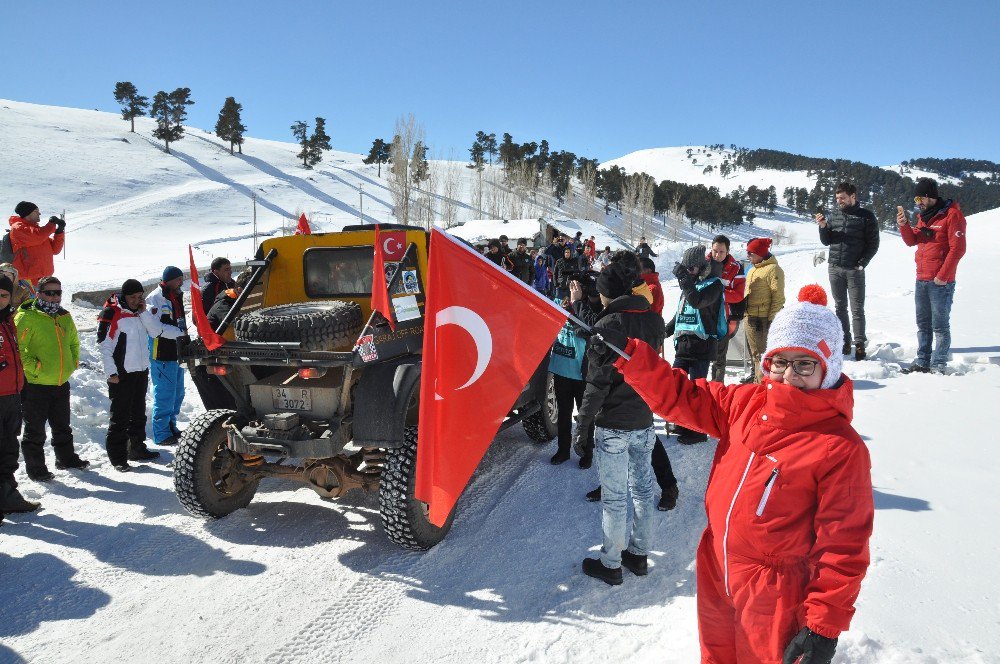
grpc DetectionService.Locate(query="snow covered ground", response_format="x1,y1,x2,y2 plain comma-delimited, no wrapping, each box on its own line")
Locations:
2,100,998,664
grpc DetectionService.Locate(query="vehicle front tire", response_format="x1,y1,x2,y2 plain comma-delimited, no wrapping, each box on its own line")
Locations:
174,409,259,518
522,372,558,443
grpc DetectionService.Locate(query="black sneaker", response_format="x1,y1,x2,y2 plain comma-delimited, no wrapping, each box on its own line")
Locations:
585,486,601,502
658,484,679,511
902,364,930,374
113,462,131,472
0,484,41,513
582,557,623,586
128,448,161,462
550,450,570,465
27,469,55,482
620,549,649,576
55,458,90,471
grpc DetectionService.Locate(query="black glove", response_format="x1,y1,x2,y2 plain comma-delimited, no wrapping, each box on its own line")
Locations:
50,216,66,233
572,416,594,458
590,327,628,355
671,262,687,280
175,335,192,355
782,627,837,664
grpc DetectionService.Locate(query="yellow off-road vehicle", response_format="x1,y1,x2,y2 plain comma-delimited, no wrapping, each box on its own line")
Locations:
174,224,558,549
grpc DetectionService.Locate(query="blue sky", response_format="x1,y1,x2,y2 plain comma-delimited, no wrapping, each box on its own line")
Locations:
2,0,998,166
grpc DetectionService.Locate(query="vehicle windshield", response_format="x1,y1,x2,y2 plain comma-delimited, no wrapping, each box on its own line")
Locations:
304,246,374,297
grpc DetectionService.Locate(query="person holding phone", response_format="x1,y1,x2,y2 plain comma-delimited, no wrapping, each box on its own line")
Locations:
895,178,967,374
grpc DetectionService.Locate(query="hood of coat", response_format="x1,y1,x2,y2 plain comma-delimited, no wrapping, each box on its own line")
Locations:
8,215,38,229
599,293,651,319
754,254,778,270
753,374,855,438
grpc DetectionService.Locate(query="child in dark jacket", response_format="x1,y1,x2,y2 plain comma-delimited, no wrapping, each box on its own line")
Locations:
612,285,873,664
576,261,665,586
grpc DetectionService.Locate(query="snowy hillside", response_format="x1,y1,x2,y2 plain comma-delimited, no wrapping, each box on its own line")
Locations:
2,98,999,664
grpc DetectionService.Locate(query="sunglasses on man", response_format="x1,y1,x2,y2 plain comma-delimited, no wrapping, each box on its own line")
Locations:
40,289,63,296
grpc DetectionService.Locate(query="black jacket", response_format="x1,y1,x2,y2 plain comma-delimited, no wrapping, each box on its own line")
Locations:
207,289,237,330
200,272,235,314
579,294,665,430
819,204,880,269
636,242,658,259
554,256,585,289
664,276,724,361
505,250,534,284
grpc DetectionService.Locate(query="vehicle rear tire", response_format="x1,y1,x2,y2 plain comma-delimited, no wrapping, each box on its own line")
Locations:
233,301,364,351
379,426,455,550
174,409,259,518
522,372,558,443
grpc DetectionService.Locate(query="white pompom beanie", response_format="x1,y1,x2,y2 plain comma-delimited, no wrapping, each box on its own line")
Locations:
763,285,844,389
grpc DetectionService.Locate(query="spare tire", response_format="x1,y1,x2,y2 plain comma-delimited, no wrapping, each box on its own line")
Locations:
233,301,364,351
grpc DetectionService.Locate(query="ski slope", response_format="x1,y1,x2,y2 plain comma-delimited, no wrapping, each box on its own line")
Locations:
1,99,998,664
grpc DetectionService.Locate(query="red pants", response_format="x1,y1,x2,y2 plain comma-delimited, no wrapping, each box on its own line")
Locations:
696,530,809,664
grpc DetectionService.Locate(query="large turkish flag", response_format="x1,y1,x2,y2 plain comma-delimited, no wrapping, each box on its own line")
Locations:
415,229,568,526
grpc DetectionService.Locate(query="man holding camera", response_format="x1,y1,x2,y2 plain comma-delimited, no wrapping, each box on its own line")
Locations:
815,182,879,360
8,202,65,286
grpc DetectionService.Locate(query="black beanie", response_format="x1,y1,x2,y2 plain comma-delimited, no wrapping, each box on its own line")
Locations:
14,201,38,218
121,279,144,296
597,262,630,299
0,275,12,294
914,177,939,199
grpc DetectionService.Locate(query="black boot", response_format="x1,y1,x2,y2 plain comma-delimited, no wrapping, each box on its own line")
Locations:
620,549,649,576
658,483,679,511
578,452,592,469
582,557,623,585
550,450,570,465
27,468,55,482
55,456,90,471
585,486,601,502
902,363,930,374
0,482,41,513
854,345,866,361
128,445,161,462
842,341,852,355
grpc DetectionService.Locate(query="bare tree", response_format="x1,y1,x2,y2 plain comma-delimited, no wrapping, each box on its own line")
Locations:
387,114,423,224
440,155,461,228
620,175,639,245
578,161,598,220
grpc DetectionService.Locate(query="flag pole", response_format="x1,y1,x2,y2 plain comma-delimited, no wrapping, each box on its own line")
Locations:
565,311,631,361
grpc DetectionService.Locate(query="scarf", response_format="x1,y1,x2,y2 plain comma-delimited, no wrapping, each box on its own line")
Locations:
36,297,62,316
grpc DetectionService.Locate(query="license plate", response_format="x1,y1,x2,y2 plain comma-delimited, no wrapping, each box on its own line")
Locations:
272,387,312,411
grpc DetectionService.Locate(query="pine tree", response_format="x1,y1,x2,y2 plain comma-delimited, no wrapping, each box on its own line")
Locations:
291,120,309,167
307,117,332,167
482,132,497,166
150,87,192,153
410,141,429,186
113,81,148,133
214,96,246,155
363,138,391,176
468,138,485,171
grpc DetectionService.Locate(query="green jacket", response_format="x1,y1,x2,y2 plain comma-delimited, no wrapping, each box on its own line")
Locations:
14,299,80,386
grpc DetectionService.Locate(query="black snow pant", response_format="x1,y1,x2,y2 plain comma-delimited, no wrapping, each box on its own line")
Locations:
554,373,593,456
651,435,677,490
20,382,77,475
106,370,150,465
0,393,22,486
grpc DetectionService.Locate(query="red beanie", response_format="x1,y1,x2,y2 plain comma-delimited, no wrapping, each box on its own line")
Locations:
747,237,772,257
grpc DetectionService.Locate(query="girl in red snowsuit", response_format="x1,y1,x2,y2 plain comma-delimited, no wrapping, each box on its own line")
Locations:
613,285,873,664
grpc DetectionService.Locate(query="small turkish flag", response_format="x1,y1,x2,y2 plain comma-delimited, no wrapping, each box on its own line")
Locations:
415,229,568,526
188,245,226,350
371,225,396,330
295,213,311,235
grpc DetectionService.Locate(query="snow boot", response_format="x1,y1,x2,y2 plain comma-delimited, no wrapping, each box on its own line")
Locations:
620,549,649,576
55,457,90,471
902,363,930,374
113,462,131,473
157,434,179,447
27,468,55,482
658,483,679,511
550,450,570,465
582,558,623,586
854,344,866,361
0,482,41,513
842,341,852,355
585,486,601,502
578,452,592,469
128,445,161,462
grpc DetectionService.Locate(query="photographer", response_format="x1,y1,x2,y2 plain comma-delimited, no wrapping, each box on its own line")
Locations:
8,202,65,286
554,247,585,301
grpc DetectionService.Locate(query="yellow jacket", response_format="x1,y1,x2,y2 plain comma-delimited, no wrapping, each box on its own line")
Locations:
744,255,785,320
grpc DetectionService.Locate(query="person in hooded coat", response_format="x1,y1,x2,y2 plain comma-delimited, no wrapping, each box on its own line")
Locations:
99,279,185,471
611,285,873,664
0,262,36,309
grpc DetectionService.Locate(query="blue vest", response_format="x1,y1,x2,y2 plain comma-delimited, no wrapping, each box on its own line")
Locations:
549,320,587,380
674,277,727,343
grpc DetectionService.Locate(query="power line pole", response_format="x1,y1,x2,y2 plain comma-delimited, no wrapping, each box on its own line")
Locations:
359,183,364,223
252,193,257,257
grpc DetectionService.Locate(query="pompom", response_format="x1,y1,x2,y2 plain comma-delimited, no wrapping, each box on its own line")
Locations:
798,284,828,306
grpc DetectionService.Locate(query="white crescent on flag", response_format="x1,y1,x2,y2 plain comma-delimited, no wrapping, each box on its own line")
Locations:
435,305,493,391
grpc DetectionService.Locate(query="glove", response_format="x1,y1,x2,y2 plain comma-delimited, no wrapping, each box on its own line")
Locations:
590,327,628,355
782,627,837,664
572,416,593,458
671,262,687,280
50,216,66,233
175,335,191,354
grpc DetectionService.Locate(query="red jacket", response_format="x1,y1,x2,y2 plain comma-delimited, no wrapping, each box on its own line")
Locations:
714,252,746,315
0,313,25,396
899,200,966,282
639,272,664,314
8,215,65,285
616,338,873,638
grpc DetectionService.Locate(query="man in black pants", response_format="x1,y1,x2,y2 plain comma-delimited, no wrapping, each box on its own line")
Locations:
98,279,185,471
816,181,879,360
0,276,40,514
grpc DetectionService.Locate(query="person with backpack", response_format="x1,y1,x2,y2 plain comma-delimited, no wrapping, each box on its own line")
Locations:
707,236,747,382
0,263,36,309
666,246,726,444
547,294,595,467
0,275,41,515
6,202,65,285
99,279,186,471
15,276,88,481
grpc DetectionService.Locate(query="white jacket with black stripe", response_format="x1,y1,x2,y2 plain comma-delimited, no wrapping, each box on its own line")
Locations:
97,295,184,379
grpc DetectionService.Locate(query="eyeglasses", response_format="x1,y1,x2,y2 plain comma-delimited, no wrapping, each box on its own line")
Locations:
914,196,928,204
40,290,63,296
763,356,821,376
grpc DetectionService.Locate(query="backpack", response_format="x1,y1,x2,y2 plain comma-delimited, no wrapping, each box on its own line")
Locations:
0,230,16,264
673,277,728,342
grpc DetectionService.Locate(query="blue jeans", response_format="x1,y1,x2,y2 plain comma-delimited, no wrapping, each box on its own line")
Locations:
915,280,955,369
595,426,656,569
